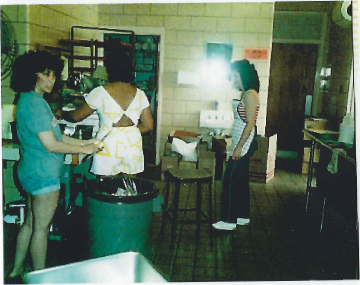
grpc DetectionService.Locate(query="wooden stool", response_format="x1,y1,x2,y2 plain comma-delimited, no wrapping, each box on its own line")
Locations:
161,168,214,248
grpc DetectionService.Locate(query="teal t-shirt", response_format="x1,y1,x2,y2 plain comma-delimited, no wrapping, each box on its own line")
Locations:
16,91,64,179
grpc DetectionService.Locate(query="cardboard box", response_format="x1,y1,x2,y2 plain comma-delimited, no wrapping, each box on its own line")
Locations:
303,118,328,140
302,161,316,175
169,130,201,143
161,156,179,180
304,118,328,130
249,134,277,183
161,139,214,180
303,147,320,163
165,139,208,157
179,161,197,170
197,141,209,154
198,151,216,179
211,136,231,180
164,141,178,157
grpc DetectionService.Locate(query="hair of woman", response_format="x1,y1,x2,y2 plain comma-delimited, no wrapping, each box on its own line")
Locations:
231,60,260,93
10,50,64,93
104,50,133,83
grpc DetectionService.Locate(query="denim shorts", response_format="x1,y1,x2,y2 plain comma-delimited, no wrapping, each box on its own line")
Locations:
18,172,60,196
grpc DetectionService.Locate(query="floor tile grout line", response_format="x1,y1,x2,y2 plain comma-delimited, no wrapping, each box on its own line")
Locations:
265,171,314,280
250,185,283,280
248,187,270,280
214,179,220,281
169,181,194,282
248,225,266,280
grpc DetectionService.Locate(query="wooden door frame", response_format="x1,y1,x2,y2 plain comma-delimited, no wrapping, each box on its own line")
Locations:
100,25,165,165
272,11,328,117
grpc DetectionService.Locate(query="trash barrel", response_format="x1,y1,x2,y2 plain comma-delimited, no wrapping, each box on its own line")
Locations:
79,176,157,259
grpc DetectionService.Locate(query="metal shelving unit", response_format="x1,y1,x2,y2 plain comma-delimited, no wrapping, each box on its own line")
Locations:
59,26,135,76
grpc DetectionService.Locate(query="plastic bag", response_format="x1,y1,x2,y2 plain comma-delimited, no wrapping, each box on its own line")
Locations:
171,137,198,162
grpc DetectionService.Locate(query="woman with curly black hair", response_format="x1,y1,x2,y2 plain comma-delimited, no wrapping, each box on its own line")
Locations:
7,50,102,280
60,50,153,177
213,60,260,231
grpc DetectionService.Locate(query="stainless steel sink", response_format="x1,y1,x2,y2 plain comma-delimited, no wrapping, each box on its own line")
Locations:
24,251,167,283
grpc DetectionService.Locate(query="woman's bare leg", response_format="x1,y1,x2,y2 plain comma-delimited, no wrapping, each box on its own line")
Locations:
30,190,59,270
8,195,33,277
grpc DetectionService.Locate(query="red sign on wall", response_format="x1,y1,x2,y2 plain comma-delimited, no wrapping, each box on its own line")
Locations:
244,48,269,60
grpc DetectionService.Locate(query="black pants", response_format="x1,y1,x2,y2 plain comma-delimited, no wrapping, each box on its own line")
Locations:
220,152,251,223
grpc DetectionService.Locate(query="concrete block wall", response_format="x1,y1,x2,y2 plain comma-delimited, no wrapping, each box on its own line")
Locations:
1,4,99,105
99,2,274,151
1,3,274,164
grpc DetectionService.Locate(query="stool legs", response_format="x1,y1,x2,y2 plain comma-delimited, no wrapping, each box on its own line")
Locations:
170,180,181,248
160,173,171,234
160,173,214,249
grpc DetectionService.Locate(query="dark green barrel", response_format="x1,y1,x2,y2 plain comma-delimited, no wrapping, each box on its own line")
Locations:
80,176,157,259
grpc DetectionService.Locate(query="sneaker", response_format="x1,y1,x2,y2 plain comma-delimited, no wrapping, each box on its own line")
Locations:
237,218,250,225
212,221,236,231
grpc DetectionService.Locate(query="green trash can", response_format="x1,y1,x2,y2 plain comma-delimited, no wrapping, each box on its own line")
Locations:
79,176,157,259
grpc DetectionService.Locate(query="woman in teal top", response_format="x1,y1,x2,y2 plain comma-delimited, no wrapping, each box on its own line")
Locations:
8,51,102,280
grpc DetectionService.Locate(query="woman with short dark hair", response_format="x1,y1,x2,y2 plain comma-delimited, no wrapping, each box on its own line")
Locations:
60,50,153,176
213,60,260,231
7,50,102,280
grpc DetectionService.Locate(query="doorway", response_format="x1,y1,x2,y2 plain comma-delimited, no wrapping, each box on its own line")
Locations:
266,43,318,172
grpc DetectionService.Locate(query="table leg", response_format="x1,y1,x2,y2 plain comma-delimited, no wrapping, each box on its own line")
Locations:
208,180,213,246
320,197,326,233
305,139,316,212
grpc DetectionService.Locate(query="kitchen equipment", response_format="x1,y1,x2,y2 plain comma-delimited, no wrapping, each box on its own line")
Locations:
80,75,94,91
60,104,100,137
78,175,157,259
2,104,15,139
80,129,112,163
64,125,76,136
24,251,167,283
66,73,83,90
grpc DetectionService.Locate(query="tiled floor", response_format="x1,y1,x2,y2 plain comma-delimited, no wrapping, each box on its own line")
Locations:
3,163,359,282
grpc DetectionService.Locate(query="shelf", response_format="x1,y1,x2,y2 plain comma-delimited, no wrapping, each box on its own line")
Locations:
71,55,105,61
134,70,154,73
59,39,132,49
69,67,94,73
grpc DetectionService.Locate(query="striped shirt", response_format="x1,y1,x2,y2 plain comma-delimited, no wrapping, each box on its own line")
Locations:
237,101,260,123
